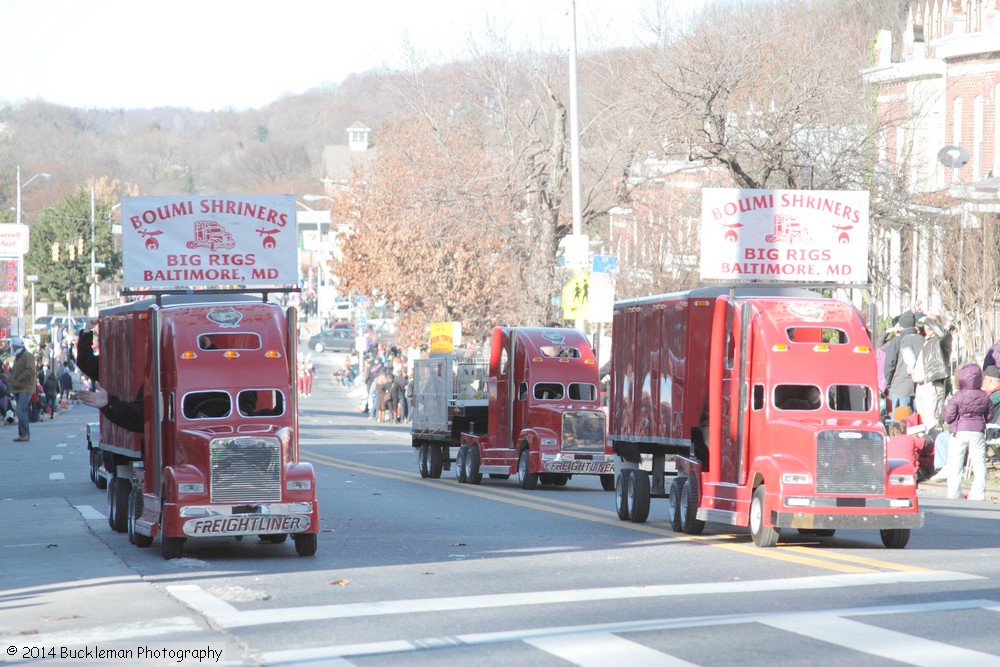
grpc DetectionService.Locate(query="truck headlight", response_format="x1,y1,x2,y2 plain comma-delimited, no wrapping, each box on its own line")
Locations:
782,473,812,485
286,479,312,491
178,482,205,494
889,474,915,486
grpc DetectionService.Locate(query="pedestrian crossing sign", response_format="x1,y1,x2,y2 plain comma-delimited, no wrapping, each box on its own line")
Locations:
562,270,591,320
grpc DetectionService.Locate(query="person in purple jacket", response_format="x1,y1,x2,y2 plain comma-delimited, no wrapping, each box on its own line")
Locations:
941,364,993,500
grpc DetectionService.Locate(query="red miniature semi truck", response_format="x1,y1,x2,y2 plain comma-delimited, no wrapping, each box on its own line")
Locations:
86,292,319,559
609,286,922,548
411,326,614,489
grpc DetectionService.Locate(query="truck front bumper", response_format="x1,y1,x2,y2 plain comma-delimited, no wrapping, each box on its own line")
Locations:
773,510,924,530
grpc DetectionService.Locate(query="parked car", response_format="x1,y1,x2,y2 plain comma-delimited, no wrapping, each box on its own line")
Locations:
308,328,356,353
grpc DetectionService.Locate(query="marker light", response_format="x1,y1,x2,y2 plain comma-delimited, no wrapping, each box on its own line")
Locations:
772,344,789,352
223,349,240,358
813,344,830,352
853,345,870,353
265,349,282,358
180,351,197,360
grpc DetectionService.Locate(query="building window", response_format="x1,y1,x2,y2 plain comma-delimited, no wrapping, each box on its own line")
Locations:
974,96,984,181
953,96,964,182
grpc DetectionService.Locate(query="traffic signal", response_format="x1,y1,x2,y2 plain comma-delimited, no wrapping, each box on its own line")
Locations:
51,242,59,262
78,237,85,256
68,243,76,261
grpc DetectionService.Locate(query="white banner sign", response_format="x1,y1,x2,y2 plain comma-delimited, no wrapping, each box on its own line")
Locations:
0,225,29,255
700,189,869,284
121,195,298,290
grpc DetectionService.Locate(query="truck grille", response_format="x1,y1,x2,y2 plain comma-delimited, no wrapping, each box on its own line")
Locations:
562,411,607,453
210,437,282,503
816,430,884,495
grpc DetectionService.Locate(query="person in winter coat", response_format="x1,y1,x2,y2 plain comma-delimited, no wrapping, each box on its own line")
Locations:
43,370,60,418
940,364,993,500
9,337,36,441
912,315,952,432
883,311,924,413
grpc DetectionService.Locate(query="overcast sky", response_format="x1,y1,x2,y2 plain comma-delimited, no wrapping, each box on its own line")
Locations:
0,0,706,112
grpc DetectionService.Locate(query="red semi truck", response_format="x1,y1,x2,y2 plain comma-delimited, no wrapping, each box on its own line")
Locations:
85,293,319,559
609,286,922,548
411,326,614,489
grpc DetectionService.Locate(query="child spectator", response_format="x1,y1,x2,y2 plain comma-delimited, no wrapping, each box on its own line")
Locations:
940,364,992,500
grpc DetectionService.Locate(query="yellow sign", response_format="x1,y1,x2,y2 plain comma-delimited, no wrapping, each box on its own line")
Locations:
562,270,591,320
429,322,460,354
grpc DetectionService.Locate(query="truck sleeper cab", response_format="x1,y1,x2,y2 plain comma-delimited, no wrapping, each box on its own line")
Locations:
89,293,319,559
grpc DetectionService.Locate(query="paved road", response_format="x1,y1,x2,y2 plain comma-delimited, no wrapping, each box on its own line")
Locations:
3,351,1000,665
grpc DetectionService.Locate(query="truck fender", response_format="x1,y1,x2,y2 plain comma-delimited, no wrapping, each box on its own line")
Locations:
284,462,318,500
518,439,538,472
887,458,917,480
162,464,207,500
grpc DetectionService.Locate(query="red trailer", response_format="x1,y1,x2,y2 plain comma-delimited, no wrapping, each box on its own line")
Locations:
86,293,319,559
609,286,922,548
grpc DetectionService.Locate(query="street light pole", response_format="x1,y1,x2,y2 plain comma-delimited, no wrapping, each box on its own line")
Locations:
90,187,96,316
15,166,51,335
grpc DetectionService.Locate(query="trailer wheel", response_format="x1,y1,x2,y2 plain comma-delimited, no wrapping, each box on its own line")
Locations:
464,446,483,484
679,476,704,534
627,469,651,523
750,485,779,547
517,449,537,490
128,487,153,548
417,445,430,478
553,475,569,486
614,469,632,520
161,536,185,560
108,477,130,533
89,448,105,488
668,477,685,532
294,533,318,556
454,447,468,483
600,474,615,491
880,528,910,549
428,445,444,478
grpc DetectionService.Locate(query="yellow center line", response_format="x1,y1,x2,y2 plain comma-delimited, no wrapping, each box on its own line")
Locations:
303,449,918,574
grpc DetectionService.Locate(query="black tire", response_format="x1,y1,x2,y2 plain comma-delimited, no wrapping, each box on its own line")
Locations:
880,528,910,549
417,444,429,478
553,475,569,486
294,533,318,556
428,445,444,478
454,447,468,483
680,476,705,534
489,473,510,479
128,486,153,547
815,529,836,538
539,474,554,485
628,469,651,523
668,477,685,532
517,449,537,490
750,485,779,548
108,477,129,533
92,449,107,490
600,474,615,491
615,469,632,521
161,536,185,560
260,534,288,544
465,446,483,485
313,342,324,353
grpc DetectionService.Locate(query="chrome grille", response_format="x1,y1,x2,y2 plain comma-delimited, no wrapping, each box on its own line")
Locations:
210,437,281,503
816,430,884,495
561,411,607,453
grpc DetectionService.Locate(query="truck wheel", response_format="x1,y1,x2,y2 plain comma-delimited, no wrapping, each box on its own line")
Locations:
880,528,910,549
553,475,569,486
161,536,185,560
428,446,444,478
260,534,287,544
108,477,130,533
465,447,483,484
679,476,705,534
517,449,537,490
294,533,318,556
454,447,468,483
615,469,632,520
600,474,615,491
418,445,430,478
668,477,685,532
489,474,510,480
128,486,153,547
750,485,779,547
628,469,651,523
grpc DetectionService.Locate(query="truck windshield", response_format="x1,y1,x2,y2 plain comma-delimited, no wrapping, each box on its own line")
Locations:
786,327,848,344
774,384,821,410
568,383,597,401
540,346,580,358
199,332,261,350
534,382,564,400
183,391,231,419
238,389,285,416
827,384,874,412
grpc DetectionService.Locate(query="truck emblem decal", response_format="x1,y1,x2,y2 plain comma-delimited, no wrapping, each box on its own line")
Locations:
541,331,567,344
207,307,244,328
788,302,825,322
187,220,237,252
